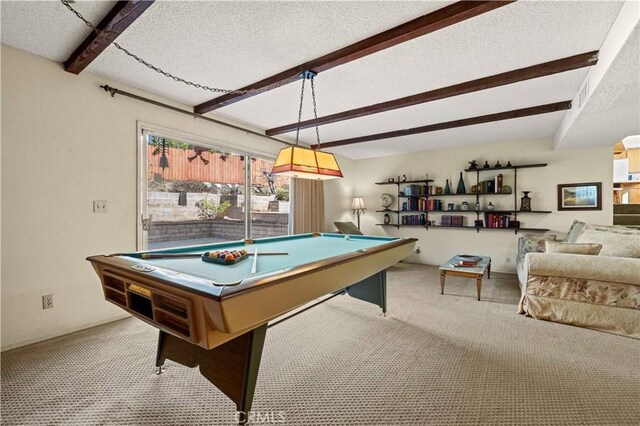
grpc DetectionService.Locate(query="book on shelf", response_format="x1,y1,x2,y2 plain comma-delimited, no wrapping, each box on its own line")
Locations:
440,215,464,227
401,213,426,226
483,213,514,229
403,184,428,196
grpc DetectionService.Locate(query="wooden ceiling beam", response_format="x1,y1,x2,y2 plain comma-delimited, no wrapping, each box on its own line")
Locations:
194,1,514,114
64,1,155,74
266,52,598,136
318,101,572,148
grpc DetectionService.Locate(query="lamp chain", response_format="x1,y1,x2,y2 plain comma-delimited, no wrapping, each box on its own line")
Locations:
310,77,321,148
60,0,296,94
294,78,307,145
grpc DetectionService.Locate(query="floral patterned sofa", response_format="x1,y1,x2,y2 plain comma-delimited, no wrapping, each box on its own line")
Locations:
516,221,640,338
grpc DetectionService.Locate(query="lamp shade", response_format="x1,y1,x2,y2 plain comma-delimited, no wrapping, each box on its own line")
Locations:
352,197,366,210
271,146,343,180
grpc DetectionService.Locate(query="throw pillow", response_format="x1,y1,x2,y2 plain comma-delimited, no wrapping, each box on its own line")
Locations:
545,241,602,255
565,220,586,242
521,234,557,253
576,228,640,258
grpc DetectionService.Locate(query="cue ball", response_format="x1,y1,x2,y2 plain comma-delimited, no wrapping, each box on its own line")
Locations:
344,235,350,240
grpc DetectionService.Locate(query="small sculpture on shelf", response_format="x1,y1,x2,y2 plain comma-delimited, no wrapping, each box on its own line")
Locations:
506,161,512,167
468,160,479,170
384,213,391,224
461,201,469,211
487,202,496,211
474,201,481,211
496,173,503,193
483,161,490,169
520,191,532,211
444,179,452,195
402,174,407,182
456,172,466,194
494,161,502,168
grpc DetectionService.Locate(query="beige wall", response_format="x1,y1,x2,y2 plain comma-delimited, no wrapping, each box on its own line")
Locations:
346,139,613,273
0,45,285,350
323,154,357,232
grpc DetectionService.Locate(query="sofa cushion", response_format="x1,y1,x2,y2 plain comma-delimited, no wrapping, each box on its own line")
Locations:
575,226,640,258
545,241,602,255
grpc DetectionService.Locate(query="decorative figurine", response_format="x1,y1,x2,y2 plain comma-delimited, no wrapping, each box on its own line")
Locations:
444,179,452,195
487,202,496,211
402,174,407,182
520,191,532,211
506,161,512,167
471,185,477,193
483,161,490,168
435,187,443,195
495,161,502,168
468,160,479,170
447,203,455,211
461,201,469,211
384,213,391,224
475,201,481,211
456,172,466,194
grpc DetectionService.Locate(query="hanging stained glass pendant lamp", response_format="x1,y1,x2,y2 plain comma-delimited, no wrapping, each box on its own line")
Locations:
271,71,343,180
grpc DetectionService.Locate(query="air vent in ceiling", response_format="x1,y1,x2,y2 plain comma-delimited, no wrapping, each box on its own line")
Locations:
578,79,590,109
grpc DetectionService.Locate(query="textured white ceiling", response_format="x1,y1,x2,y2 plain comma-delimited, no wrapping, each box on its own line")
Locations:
556,23,640,149
0,1,117,62
330,112,566,160
0,1,632,159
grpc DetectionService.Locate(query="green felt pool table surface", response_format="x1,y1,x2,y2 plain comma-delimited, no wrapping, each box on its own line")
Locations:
119,233,403,297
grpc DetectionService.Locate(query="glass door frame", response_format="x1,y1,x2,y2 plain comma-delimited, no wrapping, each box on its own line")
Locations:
136,121,280,251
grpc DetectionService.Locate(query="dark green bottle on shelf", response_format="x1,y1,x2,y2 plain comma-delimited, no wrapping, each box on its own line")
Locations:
456,172,466,194
444,179,451,195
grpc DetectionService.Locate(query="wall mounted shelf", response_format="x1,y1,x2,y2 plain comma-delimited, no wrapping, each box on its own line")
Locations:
376,163,550,234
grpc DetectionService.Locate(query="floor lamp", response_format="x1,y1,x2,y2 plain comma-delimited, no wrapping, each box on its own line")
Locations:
352,197,366,229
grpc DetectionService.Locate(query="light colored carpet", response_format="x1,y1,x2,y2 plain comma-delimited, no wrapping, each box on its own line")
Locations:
2,263,638,425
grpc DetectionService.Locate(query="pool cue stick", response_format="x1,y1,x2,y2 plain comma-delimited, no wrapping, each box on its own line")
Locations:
139,252,288,259
251,247,259,274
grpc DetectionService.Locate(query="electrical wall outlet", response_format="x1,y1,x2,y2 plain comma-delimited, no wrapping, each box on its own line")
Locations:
42,294,54,309
93,200,108,213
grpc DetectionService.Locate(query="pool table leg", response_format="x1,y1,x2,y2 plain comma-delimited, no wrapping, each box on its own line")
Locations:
155,325,267,424
346,270,387,315
155,330,166,375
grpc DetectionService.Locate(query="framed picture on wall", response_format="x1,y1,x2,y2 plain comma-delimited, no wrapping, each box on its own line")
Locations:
557,182,602,211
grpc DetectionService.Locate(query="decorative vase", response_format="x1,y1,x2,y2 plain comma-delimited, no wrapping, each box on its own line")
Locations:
520,191,532,211
444,179,452,195
456,172,466,194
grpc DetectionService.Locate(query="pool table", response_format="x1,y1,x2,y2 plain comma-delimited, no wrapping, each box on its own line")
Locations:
87,233,416,421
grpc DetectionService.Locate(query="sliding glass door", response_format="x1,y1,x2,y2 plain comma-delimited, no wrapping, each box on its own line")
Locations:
138,129,290,250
